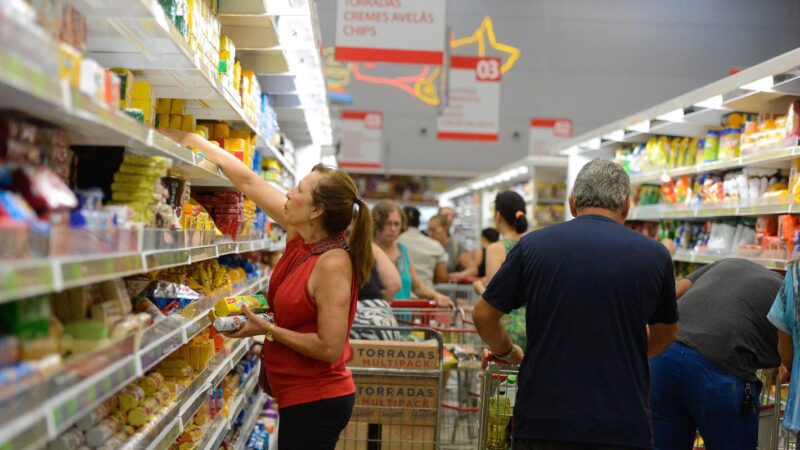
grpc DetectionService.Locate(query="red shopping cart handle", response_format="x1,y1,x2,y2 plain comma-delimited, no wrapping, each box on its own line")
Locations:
447,275,482,284
390,300,437,308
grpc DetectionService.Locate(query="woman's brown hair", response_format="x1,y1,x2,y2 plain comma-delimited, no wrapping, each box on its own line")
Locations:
311,164,374,287
371,201,405,234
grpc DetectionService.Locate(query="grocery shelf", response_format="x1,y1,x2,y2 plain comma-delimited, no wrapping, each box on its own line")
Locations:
672,251,789,271
0,272,266,449
0,32,235,191
629,199,797,221
233,393,269,450
537,197,566,205
71,0,259,132
0,236,282,305
628,146,800,185
259,137,297,178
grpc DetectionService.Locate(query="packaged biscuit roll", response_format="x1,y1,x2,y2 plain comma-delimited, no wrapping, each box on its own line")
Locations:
118,385,145,412
213,294,268,317
138,372,165,397
127,396,160,427
212,312,272,332
76,398,114,431
84,413,125,447
47,427,84,450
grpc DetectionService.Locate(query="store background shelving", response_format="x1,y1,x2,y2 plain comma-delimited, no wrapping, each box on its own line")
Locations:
549,46,800,271
440,156,569,241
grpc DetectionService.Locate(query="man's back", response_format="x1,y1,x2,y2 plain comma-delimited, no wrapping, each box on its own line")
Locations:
679,258,782,381
484,215,676,448
397,227,446,286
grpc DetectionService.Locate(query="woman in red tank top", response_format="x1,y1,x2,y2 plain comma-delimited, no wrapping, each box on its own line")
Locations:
160,130,375,450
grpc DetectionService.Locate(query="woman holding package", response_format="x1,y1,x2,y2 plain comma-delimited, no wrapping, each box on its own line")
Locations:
161,129,373,450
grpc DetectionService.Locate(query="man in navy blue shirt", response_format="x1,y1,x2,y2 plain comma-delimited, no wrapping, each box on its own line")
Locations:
473,159,678,450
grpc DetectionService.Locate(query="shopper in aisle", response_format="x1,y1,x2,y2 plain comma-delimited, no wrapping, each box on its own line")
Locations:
373,201,454,308
768,263,800,436
427,214,476,275
650,258,782,449
160,129,371,450
453,227,499,278
397,206,449,286
351,241,402,341
473,159,677,450
473,191,529,349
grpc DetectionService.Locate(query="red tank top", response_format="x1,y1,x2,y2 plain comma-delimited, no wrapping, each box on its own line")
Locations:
261,235,358,409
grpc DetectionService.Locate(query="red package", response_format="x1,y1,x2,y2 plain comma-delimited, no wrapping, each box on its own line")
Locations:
13,165,78,216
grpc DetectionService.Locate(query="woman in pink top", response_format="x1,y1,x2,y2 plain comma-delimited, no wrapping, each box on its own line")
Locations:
161,130,374,450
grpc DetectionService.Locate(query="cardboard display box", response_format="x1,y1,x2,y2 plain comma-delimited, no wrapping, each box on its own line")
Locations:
349,340,440,370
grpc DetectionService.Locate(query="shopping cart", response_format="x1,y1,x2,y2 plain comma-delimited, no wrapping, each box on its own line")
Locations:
388,302,485,449
435,277,482,310
338,325,444,450
478,362,519,450
756,368,797,450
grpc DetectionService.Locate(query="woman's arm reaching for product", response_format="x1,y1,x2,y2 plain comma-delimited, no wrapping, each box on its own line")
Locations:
159,129,293,236
225,250,354,363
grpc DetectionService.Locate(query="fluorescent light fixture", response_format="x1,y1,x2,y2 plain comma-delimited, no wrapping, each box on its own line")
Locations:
656,108,684,122
580,137,601,150
627,119,650,134
276,16,315,50
320,154,338,167
694,95,724,109
660,173,672,183
741,76,774,92
602,129,625,142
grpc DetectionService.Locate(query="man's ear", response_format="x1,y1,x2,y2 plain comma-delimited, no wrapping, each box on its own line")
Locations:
568,196,577,218
620,197,630,221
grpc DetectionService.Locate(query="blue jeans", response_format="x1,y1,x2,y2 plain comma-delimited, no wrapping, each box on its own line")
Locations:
649,342,760,450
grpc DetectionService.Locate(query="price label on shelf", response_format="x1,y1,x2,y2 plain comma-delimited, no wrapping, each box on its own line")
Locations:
61,254,144,287
50,357,137,434
217,242,237,256
190,246,217,263
139,330,184,373
0,262,54,303
147,250,191,271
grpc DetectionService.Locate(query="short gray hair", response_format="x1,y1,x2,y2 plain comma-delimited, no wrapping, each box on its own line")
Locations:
572,159,631,211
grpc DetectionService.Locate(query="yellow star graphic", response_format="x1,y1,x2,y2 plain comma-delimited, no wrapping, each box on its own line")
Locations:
449,16,521,73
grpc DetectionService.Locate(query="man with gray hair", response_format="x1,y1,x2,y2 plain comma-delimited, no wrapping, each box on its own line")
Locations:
473,159,677,450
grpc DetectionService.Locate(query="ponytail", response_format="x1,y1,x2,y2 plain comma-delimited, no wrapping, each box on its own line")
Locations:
514,211,528,234
350,198,375,288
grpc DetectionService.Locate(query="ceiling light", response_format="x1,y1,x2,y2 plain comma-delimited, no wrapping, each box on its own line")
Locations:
602,129,625,141
627,119,650,134
655,108,684,122
694,95,724,109
740,76,774,91
276,16,315,50
580,137,601,150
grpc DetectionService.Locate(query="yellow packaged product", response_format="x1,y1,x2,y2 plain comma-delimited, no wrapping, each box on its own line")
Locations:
58,43,82,89
118,385,145,412
214,294,269,317
127,396,160,427
118,164,167,177
132,81,151,100
230,129,251,140
123,154,171,168
213,123,230,140
224,138,246,152
195,125,209,138
182,114,196,132
193,404,209,426
171,98,187,115
233,61,242,91
179,425,204,443
111,191,161,203
138,372,165,397
157,98,172,115
156,113,170,129
169,114,183,130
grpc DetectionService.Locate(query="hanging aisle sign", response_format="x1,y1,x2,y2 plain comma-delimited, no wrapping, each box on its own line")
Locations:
529,118,573,155
339,111,384,171
334,0,447,65
437,56,501,141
